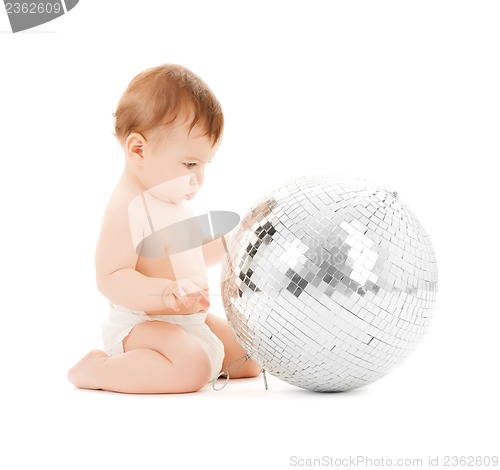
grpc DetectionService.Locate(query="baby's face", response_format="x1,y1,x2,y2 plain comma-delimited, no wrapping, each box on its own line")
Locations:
140,121,220,204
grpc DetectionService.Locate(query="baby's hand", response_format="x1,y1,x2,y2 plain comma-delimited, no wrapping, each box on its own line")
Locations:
162,277,210,312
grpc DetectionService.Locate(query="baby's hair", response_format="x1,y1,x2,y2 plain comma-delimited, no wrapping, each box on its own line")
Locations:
112,63,224,147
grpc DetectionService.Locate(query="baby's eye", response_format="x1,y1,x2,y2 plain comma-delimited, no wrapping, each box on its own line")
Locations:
184,163,197,169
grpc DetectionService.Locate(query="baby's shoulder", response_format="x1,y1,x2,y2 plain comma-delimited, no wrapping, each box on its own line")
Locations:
99,180,145,239
102,183,137,220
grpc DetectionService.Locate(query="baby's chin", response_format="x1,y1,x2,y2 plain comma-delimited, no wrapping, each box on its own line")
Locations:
146,180,197,203
149,190,190,204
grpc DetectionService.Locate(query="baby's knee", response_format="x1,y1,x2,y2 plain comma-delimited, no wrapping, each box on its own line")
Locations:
245,360,262,378
191,351,212,389
235,359,261,379
175,344,212,391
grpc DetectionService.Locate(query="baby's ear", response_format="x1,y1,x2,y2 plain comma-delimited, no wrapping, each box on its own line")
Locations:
126,133,145,165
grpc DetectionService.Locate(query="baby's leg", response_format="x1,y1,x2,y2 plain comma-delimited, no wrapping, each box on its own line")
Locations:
205,313,262,379
68,321,212,394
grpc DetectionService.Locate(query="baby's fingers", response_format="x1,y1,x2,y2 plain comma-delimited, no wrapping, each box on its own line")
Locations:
199,292,210,309
164,293,181,311
174,285,201,309
178,279,206,295
190,277,209,290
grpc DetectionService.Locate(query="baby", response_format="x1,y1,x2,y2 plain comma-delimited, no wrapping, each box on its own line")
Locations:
67,64,261,393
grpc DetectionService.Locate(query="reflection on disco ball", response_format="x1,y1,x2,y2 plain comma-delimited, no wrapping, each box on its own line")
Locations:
221,175,438,392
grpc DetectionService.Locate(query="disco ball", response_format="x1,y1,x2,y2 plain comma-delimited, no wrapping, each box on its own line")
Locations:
220,175,438,392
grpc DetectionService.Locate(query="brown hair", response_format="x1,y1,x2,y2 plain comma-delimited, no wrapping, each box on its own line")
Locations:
112,64,224,147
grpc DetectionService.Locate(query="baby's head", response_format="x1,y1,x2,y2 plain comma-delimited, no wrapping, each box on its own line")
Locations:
113,64,224,203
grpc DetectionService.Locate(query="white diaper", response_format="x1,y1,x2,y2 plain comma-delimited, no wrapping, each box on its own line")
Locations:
101,304,225,383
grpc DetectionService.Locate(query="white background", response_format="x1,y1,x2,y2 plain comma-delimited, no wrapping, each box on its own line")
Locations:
1,1,499,469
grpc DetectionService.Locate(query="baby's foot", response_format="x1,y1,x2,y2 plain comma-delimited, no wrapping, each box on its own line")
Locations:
67,349,109,390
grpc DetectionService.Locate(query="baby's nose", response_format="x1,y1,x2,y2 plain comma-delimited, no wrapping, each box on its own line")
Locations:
189,177,201,192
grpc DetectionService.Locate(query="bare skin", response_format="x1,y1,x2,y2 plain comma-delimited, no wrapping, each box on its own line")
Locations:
67,120,260,394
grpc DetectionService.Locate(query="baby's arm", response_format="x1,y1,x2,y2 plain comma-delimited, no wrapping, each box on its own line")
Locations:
95,199,171,311
95,198,208,312
202,226,238,268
